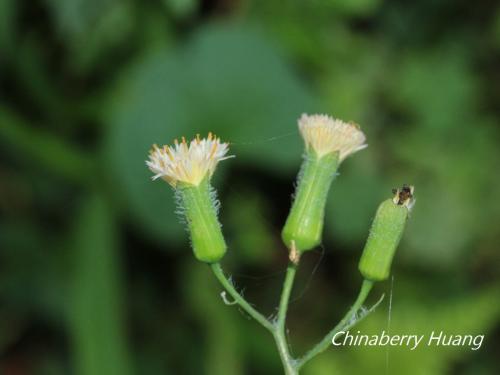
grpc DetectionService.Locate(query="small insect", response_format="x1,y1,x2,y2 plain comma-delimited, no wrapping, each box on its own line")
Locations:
392,184,414,207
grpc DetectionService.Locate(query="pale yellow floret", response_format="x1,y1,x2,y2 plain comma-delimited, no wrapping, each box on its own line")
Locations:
146,133,233,187
298,113,367,161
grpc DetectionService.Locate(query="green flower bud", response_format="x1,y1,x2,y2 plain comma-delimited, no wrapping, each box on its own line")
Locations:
359,185,415,281
282,114,367,253
282,151,339,251
146,133,233,263
177,179,226,262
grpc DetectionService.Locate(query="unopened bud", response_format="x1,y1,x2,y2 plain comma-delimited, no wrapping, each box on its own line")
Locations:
282,151,339,251
358,185,415,281
177,178,227,263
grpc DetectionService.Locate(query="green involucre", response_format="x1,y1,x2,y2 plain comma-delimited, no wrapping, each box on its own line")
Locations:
282,151,339,252
178,178,227,263
358,199,409,281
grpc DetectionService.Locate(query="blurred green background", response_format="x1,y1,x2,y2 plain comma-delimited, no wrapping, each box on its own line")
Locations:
1,0,500,374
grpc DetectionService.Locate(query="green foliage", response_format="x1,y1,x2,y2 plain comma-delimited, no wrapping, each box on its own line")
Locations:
44,0,134,72
224,188,276,265
183,263,246,374
0,0,16,56
321,0,382,17
163,0,197,19
1,0,499,373
69,195,131,375
303,283,500,374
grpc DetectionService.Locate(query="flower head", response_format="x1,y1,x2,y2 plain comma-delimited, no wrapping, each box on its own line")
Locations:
146,133,232,187
298,113,367,160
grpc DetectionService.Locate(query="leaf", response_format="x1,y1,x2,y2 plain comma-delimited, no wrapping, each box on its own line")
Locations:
391,47,477,131
326,152,388,246
183,263,245,374
0,108,94,183
162,0,197,19
44,0,134,72
0,0,16,56
323,0,382,17
69,194,131,375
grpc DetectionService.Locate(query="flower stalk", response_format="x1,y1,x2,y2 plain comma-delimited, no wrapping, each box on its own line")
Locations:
296,279,375,369
274,263,299,374
145,116,413,374
210,263,274,332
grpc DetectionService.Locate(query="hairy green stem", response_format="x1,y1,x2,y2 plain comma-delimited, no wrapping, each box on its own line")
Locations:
211,263,377,374
296,279,374,369
211,262,299,374
211,263,274,332
274,264,298,375
277,264,297,331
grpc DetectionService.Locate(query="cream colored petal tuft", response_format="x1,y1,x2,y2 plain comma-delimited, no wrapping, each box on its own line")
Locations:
298,113,367,160
146,133,233,187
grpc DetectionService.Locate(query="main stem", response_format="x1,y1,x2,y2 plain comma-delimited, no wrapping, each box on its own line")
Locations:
274,264,298,375
211,262,299,374
211,263,376,374
296,279,374,369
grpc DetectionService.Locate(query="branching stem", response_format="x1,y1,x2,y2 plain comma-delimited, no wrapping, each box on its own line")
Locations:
211,263,274,332
296,279,374,369
211,263,378,374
